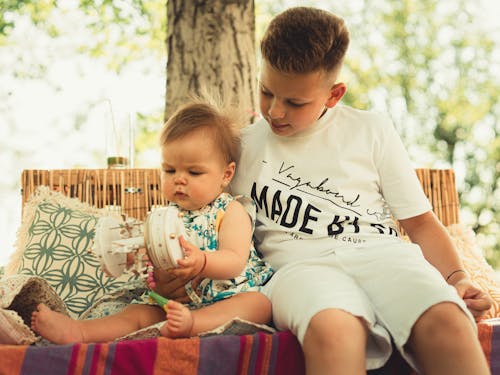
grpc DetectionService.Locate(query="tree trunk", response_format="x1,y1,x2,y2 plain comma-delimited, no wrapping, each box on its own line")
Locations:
165,0,257,122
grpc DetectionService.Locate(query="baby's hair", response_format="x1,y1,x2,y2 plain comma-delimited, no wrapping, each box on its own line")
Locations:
261,7,350,76
159,93,243,165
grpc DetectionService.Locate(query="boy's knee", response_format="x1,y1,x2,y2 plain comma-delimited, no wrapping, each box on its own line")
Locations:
302,309,368,372
409,302,474,347
304,308,367,349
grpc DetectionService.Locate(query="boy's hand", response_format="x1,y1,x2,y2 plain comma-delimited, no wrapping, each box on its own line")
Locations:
150,268,189,303
453,278,492,321
147,237,204,303
170,236,206,280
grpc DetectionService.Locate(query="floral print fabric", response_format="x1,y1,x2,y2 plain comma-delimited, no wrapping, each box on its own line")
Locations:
180,193,273,307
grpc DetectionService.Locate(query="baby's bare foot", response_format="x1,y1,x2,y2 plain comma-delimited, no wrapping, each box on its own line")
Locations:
31,303,84,344
159,300,193,338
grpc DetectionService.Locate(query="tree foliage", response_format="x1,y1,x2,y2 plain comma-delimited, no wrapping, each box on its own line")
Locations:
1,0,167,165
336,0,500,264
1,0,166,67
1,0,44,36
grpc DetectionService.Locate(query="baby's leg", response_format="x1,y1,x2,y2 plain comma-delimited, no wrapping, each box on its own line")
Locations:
160,300,193,338
31,304,84,344
31,303,165,344
160,292,271,338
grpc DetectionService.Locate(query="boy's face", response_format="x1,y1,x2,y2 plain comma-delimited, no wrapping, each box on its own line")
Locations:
160,127,235,210
258,59,346,137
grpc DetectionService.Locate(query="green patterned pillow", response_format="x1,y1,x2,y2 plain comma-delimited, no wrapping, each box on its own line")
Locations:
6,186,137,318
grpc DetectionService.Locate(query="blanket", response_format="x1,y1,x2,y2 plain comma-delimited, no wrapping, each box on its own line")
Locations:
2,275,500,374
1,320,500,375
1,331,303,375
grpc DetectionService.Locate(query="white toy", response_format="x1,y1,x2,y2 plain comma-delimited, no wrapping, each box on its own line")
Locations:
92,206,187,278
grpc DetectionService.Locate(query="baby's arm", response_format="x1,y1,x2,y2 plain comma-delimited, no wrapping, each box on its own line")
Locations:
400,211,492,319
172,200,253,280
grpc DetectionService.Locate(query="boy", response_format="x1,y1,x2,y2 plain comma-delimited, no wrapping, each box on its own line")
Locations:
230,6,491,375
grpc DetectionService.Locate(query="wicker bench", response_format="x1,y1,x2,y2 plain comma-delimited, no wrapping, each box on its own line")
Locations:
21,168,460,226
11,167,488,375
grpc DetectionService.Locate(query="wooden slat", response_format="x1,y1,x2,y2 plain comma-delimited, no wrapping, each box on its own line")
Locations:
21,169,161,221
414,168,459,226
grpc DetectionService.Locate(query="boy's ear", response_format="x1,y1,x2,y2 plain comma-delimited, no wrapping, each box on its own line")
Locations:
325,82,347,108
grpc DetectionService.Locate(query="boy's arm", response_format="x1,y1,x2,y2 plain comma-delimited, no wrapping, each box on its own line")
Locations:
400,211,462,278
399,211,491,320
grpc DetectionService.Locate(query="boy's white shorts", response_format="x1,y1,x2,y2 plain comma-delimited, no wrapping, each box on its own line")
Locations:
261,241,475,370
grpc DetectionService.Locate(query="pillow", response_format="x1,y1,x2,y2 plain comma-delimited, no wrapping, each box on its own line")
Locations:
5,186,137,318
447,223,500,319
0,274,67,345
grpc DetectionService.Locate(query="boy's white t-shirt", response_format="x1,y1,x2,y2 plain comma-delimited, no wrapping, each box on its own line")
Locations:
231,104,432,270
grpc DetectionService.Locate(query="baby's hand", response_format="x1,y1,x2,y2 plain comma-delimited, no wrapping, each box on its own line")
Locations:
170,236,206,280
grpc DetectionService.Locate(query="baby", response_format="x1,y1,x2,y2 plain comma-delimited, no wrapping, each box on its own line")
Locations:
31,96,273,343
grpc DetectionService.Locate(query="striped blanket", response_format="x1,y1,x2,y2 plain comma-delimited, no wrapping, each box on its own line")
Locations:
0,331,302,375
1,320,499,375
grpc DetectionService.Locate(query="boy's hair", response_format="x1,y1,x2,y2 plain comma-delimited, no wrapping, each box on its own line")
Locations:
159,95,243,165
261,7,350,76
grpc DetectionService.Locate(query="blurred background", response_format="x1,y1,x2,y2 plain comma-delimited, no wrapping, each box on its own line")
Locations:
1,0,498,268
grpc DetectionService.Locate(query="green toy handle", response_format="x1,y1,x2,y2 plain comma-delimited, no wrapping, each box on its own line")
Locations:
148,290,169,313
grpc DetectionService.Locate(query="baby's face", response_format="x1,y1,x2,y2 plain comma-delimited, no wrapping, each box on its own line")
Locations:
160,127,234,210
258,59,342,137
